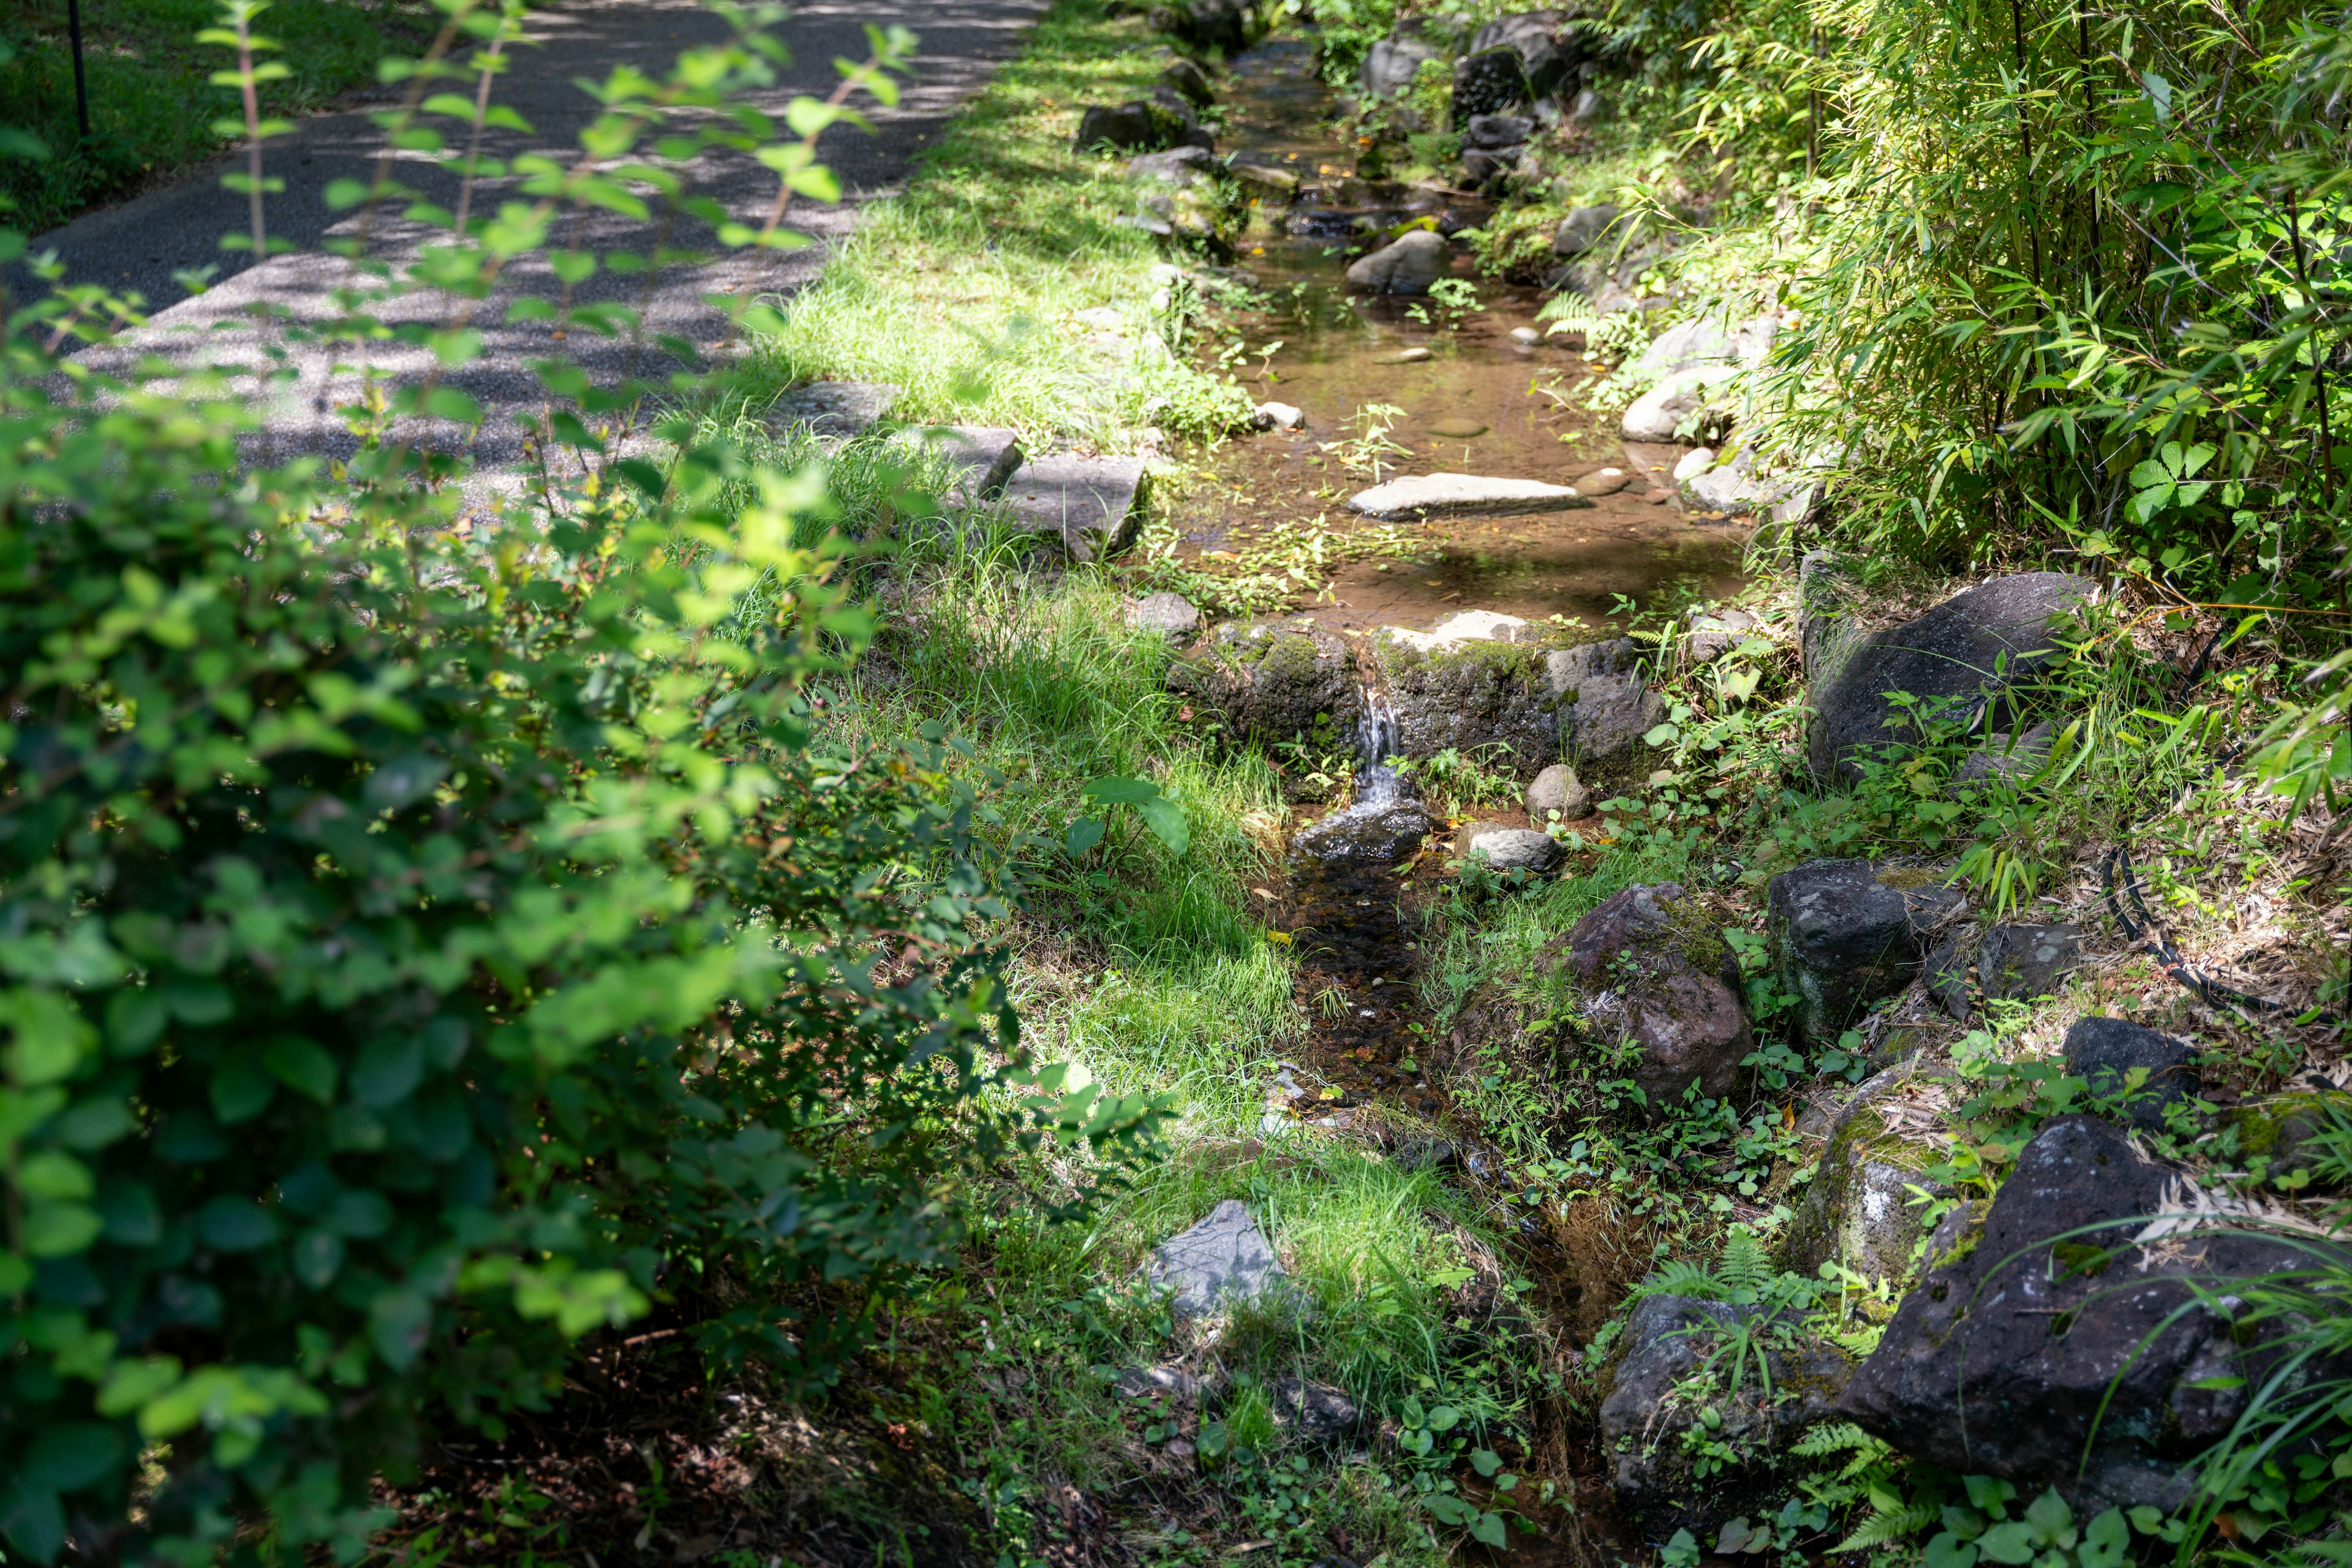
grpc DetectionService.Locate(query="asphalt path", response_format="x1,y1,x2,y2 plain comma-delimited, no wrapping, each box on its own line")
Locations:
17,0,1049,467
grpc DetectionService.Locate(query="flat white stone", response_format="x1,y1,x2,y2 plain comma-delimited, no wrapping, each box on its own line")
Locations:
1348,472,1591,520
1376,609,1536,653
767,380,902,439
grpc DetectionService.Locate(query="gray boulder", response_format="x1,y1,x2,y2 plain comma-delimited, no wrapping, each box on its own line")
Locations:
1461,146,1523,186
1465,112,1536,148
1954,719,2057,783
1077,100,1210,154
1679,448,1813,524
1601,1294,1857,1538
1564,883,1751,1111
2065,1017,2200,1131
1148,1199,1286,1317
1128,590,1202,639
1526,761,1590,821
1161,57,1216,108
1375,631,1561,771
1291,798,1432,867
1466,10,1579,95
1552,203,1621,258
1127,145,1217,185
1766,860,1965,1046
1460,821,1562,873
1345,228,1450,294
1545,637,1664,763
1451,48,1530,124
1348,472,1586,518
1150,0,1248,53
1803,559,2095,783
1781,1066,1953,1283
1568,85,1606,123
1841,1115,2324,1515
1169,616,1363,745
1685,607,1757,665
1978,921,2082,1003
1359,36,1437,98
1922,930,1972,1020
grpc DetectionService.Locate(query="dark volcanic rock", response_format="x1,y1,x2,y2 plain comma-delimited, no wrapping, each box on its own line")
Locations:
1161,57,1216,108
1841,1115,2326,1514
1466,10,1581,96
1291,799,1432,867
1766,859,1965,1046
2064,1017,2200,1131
1452,48,1531,124
1268,1378,1360,1443
1601,1294,1857,1538
1802,557,2094,783
1565,883,1751,1111
1546,636,1665,763
1149,0,1250,52
1076,99,1210,154
1978,921,2082,1003
1169,616,1363,745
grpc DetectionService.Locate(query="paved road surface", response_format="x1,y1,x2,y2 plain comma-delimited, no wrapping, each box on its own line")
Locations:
17,0,1048,468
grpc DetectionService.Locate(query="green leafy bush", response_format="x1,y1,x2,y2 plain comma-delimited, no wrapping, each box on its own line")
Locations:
0,2,1165,1561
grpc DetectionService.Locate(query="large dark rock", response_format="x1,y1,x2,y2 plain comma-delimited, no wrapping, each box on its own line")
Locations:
1268,1378,1360,1443
1452,48,1531,125
1466,10,1581,96
2064,1017,2200,1131
1601,1294,1857,1538
2226,1087,2352,1186
1978,921,2082,1003
1161,57,1216,108
1075,99,1211,154
1148,0,1250,53
1374,630,1557,773
1803,558,2095,783
1553,203,1623,258
1291,798,1432,867
1564,883,1751,1112
1781,1066,1953,1283
1766,860,1964,1046
1841,1115,2326,1514
1169,616,1363,746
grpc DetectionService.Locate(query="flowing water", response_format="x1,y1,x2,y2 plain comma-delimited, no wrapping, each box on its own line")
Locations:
1173,37,1749,636
1186,36,1737,1558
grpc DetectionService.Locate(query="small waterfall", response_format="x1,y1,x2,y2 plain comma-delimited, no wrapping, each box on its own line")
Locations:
1354,687,1408,806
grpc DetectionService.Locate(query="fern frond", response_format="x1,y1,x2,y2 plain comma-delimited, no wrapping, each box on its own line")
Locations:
1791,1421,1872,1457
1535,292,1599,325
1832,1504,1940,1553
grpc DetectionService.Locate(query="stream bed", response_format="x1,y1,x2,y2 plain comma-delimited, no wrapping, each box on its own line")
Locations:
1172,37,1747,636
1167,34,1756,1561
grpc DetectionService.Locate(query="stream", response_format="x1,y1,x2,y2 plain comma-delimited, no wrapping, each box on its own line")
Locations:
1172,34,1762,1561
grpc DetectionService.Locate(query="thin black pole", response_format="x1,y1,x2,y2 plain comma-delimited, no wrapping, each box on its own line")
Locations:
64,0,89,141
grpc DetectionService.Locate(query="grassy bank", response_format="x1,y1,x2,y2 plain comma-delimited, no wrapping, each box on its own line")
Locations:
742,0,1251,445
0,0,422,232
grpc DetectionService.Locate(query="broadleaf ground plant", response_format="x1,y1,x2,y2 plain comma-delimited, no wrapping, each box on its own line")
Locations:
0,2,1160,1561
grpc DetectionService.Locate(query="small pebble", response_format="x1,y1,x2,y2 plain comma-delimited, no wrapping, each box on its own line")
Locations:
1644,487,1675,505
1509,326,1540,345
1577,467,1630,496
1430,417,1487,439
1388,346,1433,363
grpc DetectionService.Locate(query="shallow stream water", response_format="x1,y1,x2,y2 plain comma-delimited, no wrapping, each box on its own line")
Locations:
1174,37,1746,636
1174,36,1765,1560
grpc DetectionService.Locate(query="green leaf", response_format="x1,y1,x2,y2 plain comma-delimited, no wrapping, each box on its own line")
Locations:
1975,1520,2038,1563
371,1288,432,1370
1470,1511,1507,1547
263,1034,339,1104
1064,817,1104,858
2022,1488,2073,1546
211,1049,276,1123
22,1201,102,1257
1136,796,1189,857
2078,1509,2129,1568
1423,1493,1476,1526
351,1036,423,1107
1471,1446,1503,1477
0,1475,65,1564
198,1196,277,1251
26,1423,123,1490
1425,1404,1461,1431
1924,1532,1980,1568
1080,776,1159,805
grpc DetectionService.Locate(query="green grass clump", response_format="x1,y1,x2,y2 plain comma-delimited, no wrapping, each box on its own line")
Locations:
742,0,1252,445
0,0,421,233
